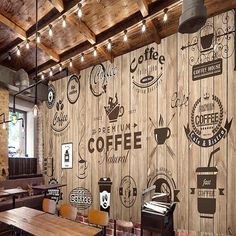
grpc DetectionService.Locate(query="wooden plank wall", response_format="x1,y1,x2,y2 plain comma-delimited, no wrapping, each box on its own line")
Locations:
41,10,236,235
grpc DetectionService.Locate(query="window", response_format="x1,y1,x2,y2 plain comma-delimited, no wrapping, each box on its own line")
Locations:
8,109,26,157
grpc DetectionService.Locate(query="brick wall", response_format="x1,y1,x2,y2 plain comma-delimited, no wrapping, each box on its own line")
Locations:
0,86,9,180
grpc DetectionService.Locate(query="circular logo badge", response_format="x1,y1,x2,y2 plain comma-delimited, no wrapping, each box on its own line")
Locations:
119,176,137,208
67,75,80,104
47,84,56,109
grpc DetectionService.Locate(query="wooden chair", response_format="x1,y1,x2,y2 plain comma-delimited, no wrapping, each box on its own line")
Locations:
88,209,109,236
114,219,134,236
59,204,77,221
42,198,57,215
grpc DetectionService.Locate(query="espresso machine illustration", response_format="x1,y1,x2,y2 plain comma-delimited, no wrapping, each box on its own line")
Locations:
191,147,224,219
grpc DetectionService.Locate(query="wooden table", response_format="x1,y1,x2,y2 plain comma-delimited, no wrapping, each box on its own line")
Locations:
2,188,27,208
32,184,66,197
0,207,101,236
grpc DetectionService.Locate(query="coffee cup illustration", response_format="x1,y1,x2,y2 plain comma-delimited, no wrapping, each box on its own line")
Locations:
78,158,88,179
154,127,171,145
196,147,220,218
201,33,214,50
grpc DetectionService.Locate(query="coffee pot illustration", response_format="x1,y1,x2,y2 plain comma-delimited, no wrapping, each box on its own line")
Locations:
191,147,224,219
104,93,124,123
64,146,70,162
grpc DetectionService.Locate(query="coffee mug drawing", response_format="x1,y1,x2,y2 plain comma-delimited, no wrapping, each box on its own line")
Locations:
154,127,171,145
105,104,124,122
201,33,214,50
78,158,88,179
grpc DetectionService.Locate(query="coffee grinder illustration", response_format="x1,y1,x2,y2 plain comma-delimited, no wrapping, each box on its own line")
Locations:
191,147,224,219
104,93,124,123
64,146,70,162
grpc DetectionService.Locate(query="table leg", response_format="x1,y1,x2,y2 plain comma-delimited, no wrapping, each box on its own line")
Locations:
12,195,15,208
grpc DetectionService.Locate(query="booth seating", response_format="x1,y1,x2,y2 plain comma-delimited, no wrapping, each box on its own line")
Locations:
0,177,44,212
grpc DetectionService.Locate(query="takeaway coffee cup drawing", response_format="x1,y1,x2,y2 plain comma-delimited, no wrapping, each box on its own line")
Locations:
154,127,171,145
196,147,220,218
105,104,124,123
77,158,88,179
201,33,214,50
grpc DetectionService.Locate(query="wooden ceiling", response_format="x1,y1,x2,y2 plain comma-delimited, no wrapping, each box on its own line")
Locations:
0,0,235,79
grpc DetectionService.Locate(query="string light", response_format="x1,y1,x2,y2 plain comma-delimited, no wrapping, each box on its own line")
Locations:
37,32,41,43
16,46,21,56
49,68,53,77
33,104,38,117
107,39,112,50
81,53,84,62
141,20,146,32
8,52,11,61
49,24,53,37
77,3,82,18
163,8,168,22
93,47,97,57
69,58,73,67
62,15,66,28
123,30,128,42
26,40,30,49
59,63,62,71
41,73,45,80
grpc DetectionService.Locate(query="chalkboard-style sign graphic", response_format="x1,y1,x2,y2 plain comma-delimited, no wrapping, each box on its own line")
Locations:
69,187,93,210
104,93,124,123
51,99,70,133
190,147,224,219
98,178,112,213
184,94,232,147
130,47,165,93
171,91,190,109
61,143,73,169
181,14,235,79
46,178,63,204
47,84,56,109
149,114,175,158
147,167,180,203
119,176,137,208
89,63,118,97
67,74,80,104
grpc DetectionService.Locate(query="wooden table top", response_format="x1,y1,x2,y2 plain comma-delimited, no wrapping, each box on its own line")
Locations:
0,207,101,236
3,188,27,195
32,183,67,190
0,191,10,198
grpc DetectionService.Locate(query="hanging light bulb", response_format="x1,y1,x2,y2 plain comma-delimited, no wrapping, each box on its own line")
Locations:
81,53,84,62
69,58,73,67
123,30,128,42
41,73,45,80
49,24,53,37
163,8,168,22
33,104,38,117
77,3,82,18
141,20,146,32
93,47,97,57
8,52,11,61
21,120,25,132
107,39,112,50
26,40,30,49
49,68,53,77
62,15,66,28
16,46,21,56
59,63,62,71
2,122,6,130
12,113,17,124
37,32,41,43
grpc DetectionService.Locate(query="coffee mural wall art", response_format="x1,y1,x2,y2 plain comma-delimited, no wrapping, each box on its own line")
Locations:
47,84,56,109
147,168,180,203
67,74,80,104
119,175,137,208
184,94,232,147
46,178,63,204
89,63,118,97
181,11,235,80
77,133,88,179
149,114,175,158
98,178,112,213
51,99,70,135
171,91,190,109
190,148,225,219
130,47,165,93
61,143,73,169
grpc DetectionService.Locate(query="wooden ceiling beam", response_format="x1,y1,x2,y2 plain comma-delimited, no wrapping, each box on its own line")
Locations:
68,15,96,45
97,46,114,63
148,20,161,44
38,43,60,62
49,0,64,12
0,13,26,40
136,0,149,17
